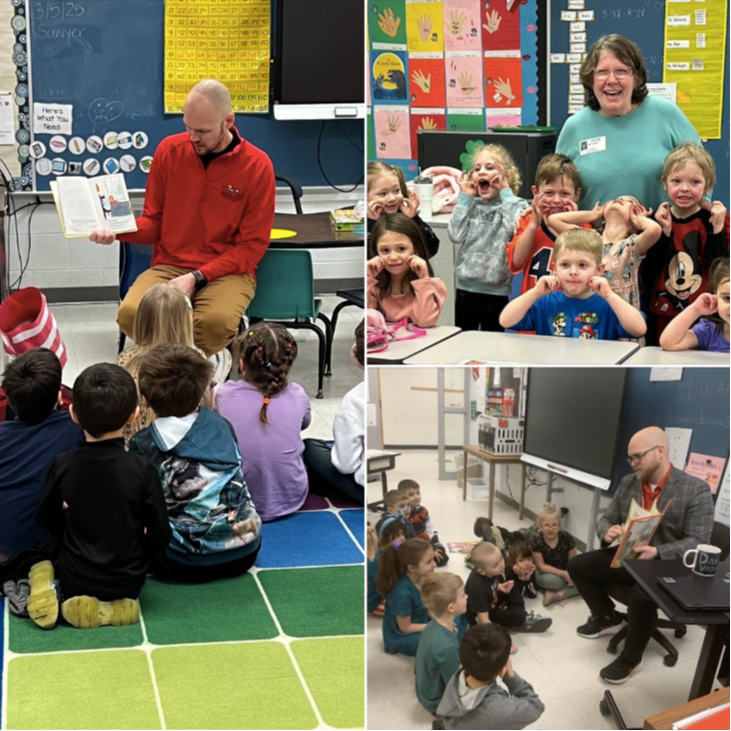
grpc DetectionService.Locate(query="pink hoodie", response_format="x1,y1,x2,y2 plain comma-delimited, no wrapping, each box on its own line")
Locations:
367,276,448,328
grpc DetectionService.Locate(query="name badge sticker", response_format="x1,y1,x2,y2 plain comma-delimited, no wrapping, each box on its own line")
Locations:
579,136,606,156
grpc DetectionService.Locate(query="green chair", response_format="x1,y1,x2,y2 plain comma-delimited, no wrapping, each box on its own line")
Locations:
248,248,332,398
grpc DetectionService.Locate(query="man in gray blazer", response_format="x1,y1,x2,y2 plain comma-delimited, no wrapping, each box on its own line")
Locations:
568,426,714,684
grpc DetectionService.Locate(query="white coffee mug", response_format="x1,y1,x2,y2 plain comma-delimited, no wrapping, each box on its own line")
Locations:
683,544,721,577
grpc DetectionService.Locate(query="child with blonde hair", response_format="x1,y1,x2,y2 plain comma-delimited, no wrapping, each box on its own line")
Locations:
660,257,730,352
215,322,310,521
500,228,647,340
548,193,662,313
367,215,447,328
448,143,529,331
376,537,436,655
367,161,440,257
649,142,728,342
415,572,468,714
530,503,579,607
465,541,551,636
116,283,213,444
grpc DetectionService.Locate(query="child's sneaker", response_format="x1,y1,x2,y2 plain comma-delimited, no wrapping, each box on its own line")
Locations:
61,596,140,629
368,599,386,618
516,610,552,632
27,561,59,630
577,612,626,638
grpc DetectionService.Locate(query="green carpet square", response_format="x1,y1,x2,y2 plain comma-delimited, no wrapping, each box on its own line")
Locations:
291,637,364,729
141,573,278,645
6,650,160,730
257,566,364,637
8,613,143,654
152,643,317,730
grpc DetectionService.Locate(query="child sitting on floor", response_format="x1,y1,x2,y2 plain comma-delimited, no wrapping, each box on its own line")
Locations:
216,322,311,521
436,624,545,730
130,344,262,583
367,520,406,618
116,283,214,445
415,572,468,715
30,363,171,630
376,488,417,539
0,349,83,577
377,537,436,656
530,502,579,607
303,320,365,505
399,478,449,567
465,542,551,637
499,228,647,340
504,544,539,600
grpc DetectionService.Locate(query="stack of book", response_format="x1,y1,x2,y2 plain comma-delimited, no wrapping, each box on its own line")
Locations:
330,208,364,234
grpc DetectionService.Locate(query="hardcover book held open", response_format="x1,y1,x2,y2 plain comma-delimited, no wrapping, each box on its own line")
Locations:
50,174,137,239
610,498,670,569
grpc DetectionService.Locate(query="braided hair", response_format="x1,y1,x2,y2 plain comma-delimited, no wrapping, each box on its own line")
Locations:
236,322,298,425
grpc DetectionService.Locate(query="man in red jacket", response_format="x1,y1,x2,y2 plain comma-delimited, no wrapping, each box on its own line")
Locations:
89,79,275,357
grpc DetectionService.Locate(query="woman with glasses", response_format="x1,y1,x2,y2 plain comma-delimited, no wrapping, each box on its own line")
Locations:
556,35,702,212
565,426,714,685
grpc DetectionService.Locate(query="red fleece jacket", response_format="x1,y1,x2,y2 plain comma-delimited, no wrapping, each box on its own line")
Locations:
124,128,275,282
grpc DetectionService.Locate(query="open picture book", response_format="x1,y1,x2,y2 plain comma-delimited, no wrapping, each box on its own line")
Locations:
50,174,137,239
610,497,671,569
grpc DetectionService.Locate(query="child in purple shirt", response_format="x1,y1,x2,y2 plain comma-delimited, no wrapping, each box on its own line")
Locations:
660,257,730,353
215,323,311,521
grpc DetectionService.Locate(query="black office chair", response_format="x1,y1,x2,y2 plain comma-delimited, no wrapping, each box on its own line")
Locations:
275,172,303,214
605,584,687,666
325,288,364,375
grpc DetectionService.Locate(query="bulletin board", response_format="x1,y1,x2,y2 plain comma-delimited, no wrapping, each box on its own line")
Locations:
366,0,540,179
548,0,730,207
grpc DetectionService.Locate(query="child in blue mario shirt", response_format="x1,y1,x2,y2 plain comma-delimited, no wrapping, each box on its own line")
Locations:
499,229,647,340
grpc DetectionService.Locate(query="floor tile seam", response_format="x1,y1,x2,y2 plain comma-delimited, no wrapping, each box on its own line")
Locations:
5,632,365,659
2,600,9,730
281,639,327,729
253,562,364,572
333,511,365,556
139,613,167,731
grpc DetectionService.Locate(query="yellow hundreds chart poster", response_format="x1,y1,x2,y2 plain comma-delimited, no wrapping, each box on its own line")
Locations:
663,0,727,139
165,0,270,114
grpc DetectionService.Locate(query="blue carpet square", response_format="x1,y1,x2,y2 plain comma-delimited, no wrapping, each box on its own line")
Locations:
339,510,364,547
256,512,364,568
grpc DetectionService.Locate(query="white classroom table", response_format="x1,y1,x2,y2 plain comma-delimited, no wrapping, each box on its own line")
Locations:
367,326,461,364
403,331,640,365
623,347,730,366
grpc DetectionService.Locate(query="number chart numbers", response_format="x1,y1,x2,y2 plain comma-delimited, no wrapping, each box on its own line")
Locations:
164,0,270,114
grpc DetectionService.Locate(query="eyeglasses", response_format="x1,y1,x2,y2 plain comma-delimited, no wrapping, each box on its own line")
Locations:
595,68,633,81
627,445,659,466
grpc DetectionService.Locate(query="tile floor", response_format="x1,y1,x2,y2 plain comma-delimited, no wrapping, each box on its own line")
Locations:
50,294,364,440
366,449,722,731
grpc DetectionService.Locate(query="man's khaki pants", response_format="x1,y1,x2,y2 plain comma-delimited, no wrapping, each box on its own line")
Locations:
117,265,256,356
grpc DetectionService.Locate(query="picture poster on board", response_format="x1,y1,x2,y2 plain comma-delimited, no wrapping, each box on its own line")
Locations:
367,0,538,174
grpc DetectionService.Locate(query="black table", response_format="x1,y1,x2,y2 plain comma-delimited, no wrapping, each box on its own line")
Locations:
270,212,364,249
623,558,729,701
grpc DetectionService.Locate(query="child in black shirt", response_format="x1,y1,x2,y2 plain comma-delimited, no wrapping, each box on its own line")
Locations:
30,363,171,630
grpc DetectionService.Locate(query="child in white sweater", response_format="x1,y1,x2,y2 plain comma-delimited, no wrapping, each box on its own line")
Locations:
303,320,364,504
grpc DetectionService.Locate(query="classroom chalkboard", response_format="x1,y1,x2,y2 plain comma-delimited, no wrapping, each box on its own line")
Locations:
22,0,363,191
610,367,730,494
548,0,730,206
